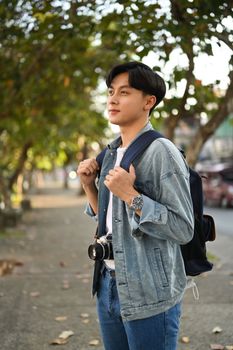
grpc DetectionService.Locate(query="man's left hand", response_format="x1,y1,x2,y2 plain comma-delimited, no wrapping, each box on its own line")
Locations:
104,165,139,204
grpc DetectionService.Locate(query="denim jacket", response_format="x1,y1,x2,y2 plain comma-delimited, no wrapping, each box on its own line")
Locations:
86,122,194,321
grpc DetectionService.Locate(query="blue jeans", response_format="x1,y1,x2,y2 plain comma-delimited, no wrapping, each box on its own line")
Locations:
96,268,181,350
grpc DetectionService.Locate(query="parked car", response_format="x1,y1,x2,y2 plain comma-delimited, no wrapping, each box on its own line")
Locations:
197,163,233,208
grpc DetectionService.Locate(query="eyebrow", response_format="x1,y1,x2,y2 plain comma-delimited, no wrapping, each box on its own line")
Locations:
109,84,131,89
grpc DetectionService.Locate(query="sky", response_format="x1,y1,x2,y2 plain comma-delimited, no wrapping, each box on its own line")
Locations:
143,40,232,91
194,42,232,88
106,39,232,133
54,0,232,91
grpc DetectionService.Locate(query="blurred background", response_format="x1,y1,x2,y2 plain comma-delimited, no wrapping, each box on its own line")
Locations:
0,4,233,349
0,0,233,217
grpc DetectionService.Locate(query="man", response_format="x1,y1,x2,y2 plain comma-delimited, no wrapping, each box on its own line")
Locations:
77,62,194,350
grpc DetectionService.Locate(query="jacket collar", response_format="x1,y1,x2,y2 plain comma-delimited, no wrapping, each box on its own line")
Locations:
108,122,154,150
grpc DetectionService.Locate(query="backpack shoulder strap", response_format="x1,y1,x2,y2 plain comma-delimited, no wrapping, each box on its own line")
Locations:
96,130,164,172
96,147,108,169
120,129,164,172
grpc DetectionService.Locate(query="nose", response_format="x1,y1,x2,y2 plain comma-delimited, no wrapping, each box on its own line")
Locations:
108,93,119,105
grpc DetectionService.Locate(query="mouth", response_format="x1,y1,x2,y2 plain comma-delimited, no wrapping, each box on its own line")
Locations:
108,109,120,114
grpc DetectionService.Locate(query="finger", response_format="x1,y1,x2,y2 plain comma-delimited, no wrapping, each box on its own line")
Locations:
108,169,116,176
105,174,112,182
114,166,122,172
80,159,99,169
80,164,95,175
86,159,98,168
77,165,88,175
87,164,97,173
80,161,97,174
115,166,128,175
104,180,109,188
129,164,135,175
93,159,100,170
81,168,91,176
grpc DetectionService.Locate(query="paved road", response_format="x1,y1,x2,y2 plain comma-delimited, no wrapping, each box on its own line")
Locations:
179,205,233,350
0,187,232,350
204,206,233,237
0,188,102,350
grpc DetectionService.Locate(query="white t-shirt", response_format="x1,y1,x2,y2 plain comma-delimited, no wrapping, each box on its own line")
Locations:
105,147,126,270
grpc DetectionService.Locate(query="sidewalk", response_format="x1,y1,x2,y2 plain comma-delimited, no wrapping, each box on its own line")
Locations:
0,187,102,350
0,187,232,350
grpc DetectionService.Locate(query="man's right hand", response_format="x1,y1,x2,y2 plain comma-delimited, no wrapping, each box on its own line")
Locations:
77,158,99,186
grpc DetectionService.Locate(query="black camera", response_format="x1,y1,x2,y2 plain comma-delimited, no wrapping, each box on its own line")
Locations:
88,236,113,261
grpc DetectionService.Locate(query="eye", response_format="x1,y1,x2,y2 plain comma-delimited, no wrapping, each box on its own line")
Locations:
108,89,114,96
121,90,128,95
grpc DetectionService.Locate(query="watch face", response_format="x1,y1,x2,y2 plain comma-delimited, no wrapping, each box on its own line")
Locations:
131,194,143,210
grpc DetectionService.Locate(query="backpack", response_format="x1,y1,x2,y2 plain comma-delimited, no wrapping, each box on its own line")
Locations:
96,129,216,277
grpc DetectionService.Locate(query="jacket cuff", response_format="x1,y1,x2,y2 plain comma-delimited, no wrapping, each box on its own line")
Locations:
130,194,167,237
85,204,98,221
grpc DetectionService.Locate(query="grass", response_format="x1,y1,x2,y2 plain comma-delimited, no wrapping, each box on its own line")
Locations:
207,251,220,263
0,229,26,239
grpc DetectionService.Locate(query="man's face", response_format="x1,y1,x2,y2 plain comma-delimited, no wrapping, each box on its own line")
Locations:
107,72,149,127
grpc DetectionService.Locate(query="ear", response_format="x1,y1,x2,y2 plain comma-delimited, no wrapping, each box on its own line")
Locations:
144,95,156,111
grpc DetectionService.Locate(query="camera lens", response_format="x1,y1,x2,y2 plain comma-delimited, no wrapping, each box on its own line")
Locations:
88,242,105,260
88,239,114,261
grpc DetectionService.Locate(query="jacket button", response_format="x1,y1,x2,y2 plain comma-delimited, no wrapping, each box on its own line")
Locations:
114,218,121,223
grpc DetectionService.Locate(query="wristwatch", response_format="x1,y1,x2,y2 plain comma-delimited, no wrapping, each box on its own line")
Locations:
130,194,144,211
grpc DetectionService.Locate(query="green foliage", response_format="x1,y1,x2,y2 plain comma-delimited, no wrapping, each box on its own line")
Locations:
0,0,109,188
93,0,232,130
0,0,232,201
0,229,25,239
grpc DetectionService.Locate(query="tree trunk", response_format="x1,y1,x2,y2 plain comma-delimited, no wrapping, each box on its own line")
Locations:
0,176,11,209
8,141,32,191
77,141,89,196
163,114,178,140
186,70,233,167
164,50,194,141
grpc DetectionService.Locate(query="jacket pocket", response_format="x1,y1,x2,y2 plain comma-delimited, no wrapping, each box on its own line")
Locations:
153,248,169,287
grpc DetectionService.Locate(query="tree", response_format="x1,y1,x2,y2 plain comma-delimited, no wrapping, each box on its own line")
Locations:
1,0,233,208
94,0,233,165
0,0,109,206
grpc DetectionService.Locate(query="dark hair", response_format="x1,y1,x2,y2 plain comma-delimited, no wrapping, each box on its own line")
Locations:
106,62,166,115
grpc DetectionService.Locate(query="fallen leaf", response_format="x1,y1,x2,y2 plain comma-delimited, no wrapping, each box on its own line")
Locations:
181,336,190,344
82,279,89,283
62,285,70,290
76,273,91,279
62,280,70,289
210,344,225,350
50,338,68,345
55,316,68,322
0,259,23,276
30,291,40,297
59,261,67,268
89,339,100,346
81,319,90,324
226,346,233,350
50,330,74,346
80,313,89,318
58,330,74,339
212,326,223,334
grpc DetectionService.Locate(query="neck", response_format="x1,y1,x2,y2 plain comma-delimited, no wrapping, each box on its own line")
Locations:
120,119,149,148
